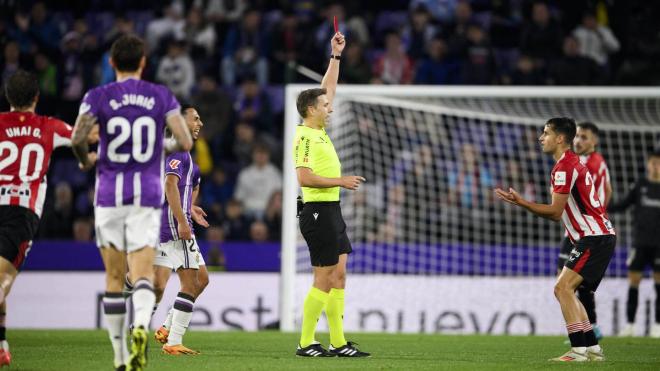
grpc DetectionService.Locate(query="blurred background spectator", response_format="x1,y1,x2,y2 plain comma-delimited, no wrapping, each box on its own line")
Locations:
0,0,656,246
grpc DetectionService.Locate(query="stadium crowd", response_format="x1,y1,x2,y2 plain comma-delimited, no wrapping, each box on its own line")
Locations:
0,0,657,243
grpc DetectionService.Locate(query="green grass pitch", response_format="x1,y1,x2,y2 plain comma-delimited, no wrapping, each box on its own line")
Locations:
7,330,660,370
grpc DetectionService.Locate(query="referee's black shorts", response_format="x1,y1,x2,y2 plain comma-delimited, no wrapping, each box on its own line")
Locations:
564,235,616,291
299,201,352,267
0,205,39,270
627,245,660,272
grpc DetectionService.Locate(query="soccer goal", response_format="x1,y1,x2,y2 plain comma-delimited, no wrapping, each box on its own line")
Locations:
280,85,660,332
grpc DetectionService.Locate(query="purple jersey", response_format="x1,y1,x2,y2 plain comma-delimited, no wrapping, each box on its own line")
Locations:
160,151,201,242
79,78,180,208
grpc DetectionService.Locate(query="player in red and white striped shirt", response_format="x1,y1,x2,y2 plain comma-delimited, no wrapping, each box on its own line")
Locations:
496,117,616,362
557,122,613,341
0,71,95,367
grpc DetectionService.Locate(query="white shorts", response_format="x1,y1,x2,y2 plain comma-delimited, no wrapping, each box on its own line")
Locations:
95,206,161,253
155,238,206,270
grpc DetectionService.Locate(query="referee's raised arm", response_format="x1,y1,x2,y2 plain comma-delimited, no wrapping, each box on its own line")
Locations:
321,32,345,112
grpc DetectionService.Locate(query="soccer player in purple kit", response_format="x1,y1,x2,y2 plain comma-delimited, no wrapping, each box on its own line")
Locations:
151,104,210,355
71,35,192,371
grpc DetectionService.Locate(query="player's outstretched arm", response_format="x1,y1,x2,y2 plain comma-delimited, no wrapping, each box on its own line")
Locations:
165,113,193,153
71,113,98,171
296,167,364,190
165,174,192,240
321,32,345,112
495,187,568,221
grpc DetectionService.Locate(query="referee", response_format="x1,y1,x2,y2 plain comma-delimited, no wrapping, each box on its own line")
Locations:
293,32,369,358
608,149,660,338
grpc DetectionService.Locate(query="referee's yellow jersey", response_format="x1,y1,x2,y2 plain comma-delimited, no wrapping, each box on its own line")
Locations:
293,125,341,202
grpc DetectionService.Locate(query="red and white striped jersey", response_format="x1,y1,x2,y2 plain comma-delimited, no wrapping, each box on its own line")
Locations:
580,152,610,206
551,150,615,243
0,112,72,217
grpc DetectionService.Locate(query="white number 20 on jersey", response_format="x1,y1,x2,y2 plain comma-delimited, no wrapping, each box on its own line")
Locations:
0,141,44,182
106,116,156,163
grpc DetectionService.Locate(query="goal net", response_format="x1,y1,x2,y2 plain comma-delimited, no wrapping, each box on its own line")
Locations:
280,86,660,331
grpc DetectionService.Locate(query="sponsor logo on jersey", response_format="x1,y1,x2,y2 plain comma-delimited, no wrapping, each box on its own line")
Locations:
169,159,181,169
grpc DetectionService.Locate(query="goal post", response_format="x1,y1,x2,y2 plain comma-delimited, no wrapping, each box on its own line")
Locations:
280,85,660,332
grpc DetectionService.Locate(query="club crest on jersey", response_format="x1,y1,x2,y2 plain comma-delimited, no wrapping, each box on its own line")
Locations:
555,171,566,186
169,159,181,169
568,248,581,262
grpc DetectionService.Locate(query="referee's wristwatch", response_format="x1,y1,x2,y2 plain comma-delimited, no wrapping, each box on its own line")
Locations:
330,54,341,60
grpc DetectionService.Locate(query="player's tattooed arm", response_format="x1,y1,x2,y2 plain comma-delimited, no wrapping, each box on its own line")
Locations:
72,113,98,171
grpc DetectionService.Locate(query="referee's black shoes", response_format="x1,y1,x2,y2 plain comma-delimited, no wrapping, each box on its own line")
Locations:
296,342,335,357
328,341,371,357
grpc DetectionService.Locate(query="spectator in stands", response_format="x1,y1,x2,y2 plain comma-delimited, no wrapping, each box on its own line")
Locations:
73,18,102,92
9,2,60,55
1,41,21,88
414,37,460,85
444,0,473,39
264,190,282,241
342,42,372,84
58,31,85,122
221,8,269,86
184,6,217,60
39,183,75,239
499,160,536,202
205,225,226,271
29,2,60,52
156,39,195,100
203,167,235,214
72,218,94,242
572,12,619,70
549,36,601,85
510,55,544,85
234,144,282,218
100,16,135,84
232,121,257,168
402,5,438,60
249,220,269,242
223,199,251,241
145,1,185,53
315,2,369,57
410,0,458,24
459,24,495,85
447,143,494,209
191,74,232,140
233,76,273,133
193,0,247,26
520,2,563,67
373,30,414,85
34,51,56,114
270,8,312,84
